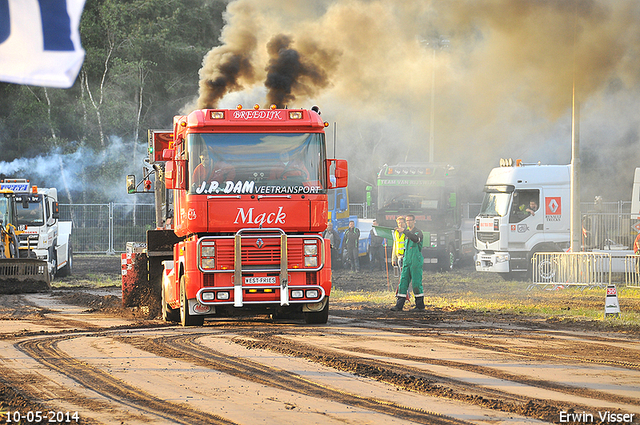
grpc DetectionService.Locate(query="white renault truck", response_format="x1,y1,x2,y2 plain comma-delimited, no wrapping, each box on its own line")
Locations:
0,179,73,278
474,160,570,279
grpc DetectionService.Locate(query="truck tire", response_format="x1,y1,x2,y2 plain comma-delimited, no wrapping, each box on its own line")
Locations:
57,244,73,277
180,275,204,326
440,245,455,272
303,298,329,324
48,246,57,281
162,284,179,322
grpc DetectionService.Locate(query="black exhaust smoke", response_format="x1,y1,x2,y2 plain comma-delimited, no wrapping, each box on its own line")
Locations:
265,34,330,108
199,53,255,109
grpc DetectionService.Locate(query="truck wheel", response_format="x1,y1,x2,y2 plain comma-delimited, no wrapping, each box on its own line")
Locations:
57,244,73,277
162,284,179,322
303,298,329,324
446,245,455,271
180,275,204,326
48,247,57,281
439,245,455,272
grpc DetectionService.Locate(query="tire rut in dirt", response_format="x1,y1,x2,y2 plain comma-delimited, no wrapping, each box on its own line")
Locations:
392,322,640,370
16,335,237,425
329,344,640,408
348,318,640,371
231,331,588,423
120,333,469,425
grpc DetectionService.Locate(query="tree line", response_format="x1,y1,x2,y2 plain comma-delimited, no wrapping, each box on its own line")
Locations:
0,0,226,202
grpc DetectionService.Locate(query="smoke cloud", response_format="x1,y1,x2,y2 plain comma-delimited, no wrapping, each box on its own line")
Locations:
191,0,640,203
0,138,148,203
264,34,334,108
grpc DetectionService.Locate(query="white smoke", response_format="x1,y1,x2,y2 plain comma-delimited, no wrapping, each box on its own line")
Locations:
0,137,149,203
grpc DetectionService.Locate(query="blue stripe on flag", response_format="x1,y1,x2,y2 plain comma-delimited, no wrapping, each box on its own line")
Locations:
38,0,74,51
0,0,10,44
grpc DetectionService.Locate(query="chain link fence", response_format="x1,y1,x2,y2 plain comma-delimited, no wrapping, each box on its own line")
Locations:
60,203,156,254
60,200,635,255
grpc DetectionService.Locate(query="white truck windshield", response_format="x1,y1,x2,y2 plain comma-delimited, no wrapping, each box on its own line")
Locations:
188,133,325,195
15,196,44,226
479,187,512,217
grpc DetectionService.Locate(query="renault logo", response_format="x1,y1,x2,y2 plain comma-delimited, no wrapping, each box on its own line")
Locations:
256,238,264,249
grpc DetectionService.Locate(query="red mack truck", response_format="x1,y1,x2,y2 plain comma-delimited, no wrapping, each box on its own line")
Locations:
125,105,348,326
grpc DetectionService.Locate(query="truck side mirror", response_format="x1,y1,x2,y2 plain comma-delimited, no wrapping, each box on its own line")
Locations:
162,148,175,160
164,162,176,189
52,202,59,219
339,197,347,211
449,192,457,208
326,159,348,189
126,175,136,194
334,159,348,188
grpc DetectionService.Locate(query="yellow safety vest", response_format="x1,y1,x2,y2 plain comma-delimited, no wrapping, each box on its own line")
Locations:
393,230,406,257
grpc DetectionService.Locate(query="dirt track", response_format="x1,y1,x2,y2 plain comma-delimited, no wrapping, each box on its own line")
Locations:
0,256,638,425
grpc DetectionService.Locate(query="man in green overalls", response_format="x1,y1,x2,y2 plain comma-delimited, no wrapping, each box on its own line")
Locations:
390,214,425,311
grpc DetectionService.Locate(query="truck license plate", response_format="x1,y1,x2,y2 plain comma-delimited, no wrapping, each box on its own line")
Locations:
244,277,277,284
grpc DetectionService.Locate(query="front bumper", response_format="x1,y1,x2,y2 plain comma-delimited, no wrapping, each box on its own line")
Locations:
475,252,510,273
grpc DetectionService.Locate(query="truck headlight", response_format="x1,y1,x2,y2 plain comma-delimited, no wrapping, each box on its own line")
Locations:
304,243,318,256
200,241,215,269
201,258,216,269
305,289,319,298
430,233,437,248
495,253,509,263
304,240,318,267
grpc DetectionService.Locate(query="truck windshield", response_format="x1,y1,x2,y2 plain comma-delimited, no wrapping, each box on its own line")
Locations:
479,188,512,217
378,184,446,211
0,196,13,227
188,132,325,195
15,196,44,226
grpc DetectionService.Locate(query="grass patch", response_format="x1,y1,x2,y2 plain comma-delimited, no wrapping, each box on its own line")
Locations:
53,274,121,289
331,269,640,328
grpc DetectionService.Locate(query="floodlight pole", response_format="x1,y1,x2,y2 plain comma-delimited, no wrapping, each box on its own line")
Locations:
570,81,581,252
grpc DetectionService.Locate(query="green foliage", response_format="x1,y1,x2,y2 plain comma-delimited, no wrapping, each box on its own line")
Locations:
0,0,226,202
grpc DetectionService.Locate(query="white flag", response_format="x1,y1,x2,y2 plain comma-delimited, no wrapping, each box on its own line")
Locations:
0,0,86,88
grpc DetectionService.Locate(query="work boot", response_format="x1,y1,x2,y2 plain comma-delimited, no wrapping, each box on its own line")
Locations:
412,296,425,311
390,297,406,311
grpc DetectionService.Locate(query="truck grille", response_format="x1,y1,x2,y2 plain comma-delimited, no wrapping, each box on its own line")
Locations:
214,237,305,269
18,234,39,248
477,232,499,244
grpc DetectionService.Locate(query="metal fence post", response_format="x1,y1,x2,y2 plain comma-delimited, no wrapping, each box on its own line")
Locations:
108,202,115,255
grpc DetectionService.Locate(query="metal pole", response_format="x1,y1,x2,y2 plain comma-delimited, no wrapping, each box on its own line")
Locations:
333,122,337,159
570,2,581,253
429,48,435,163
108,202,115,255
570,83,581,252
